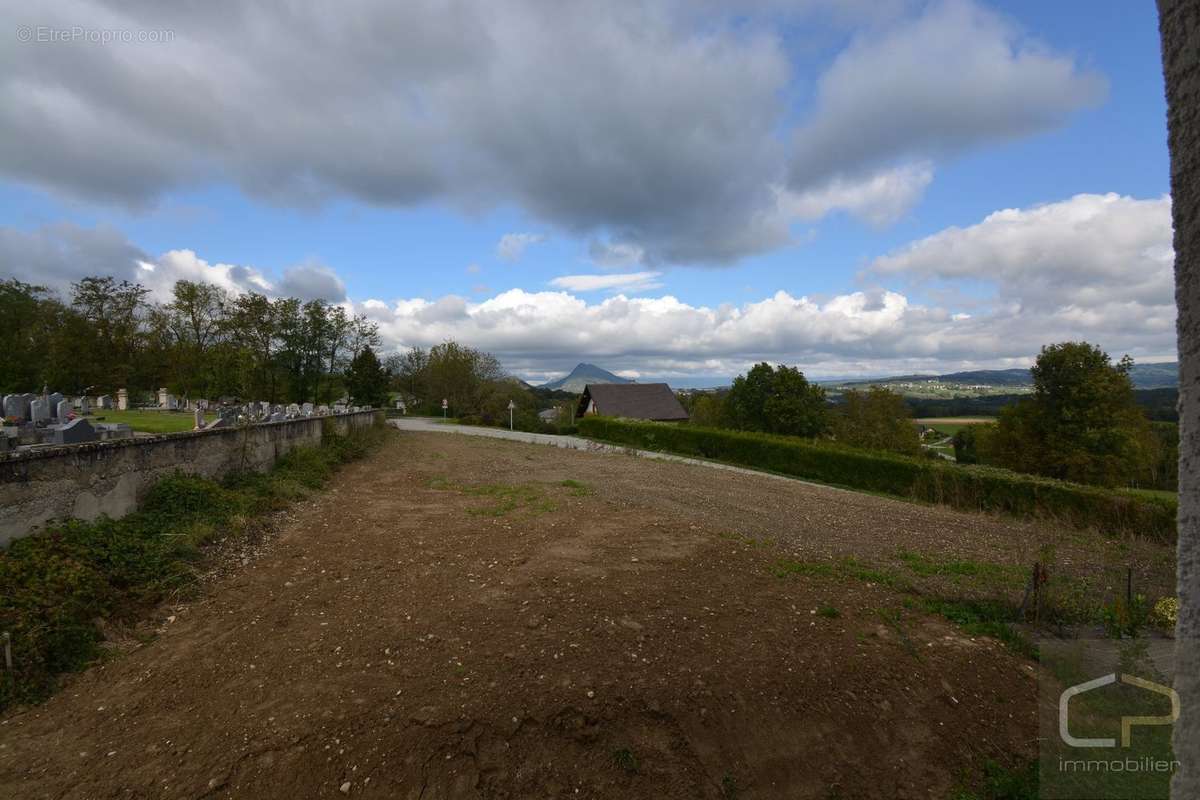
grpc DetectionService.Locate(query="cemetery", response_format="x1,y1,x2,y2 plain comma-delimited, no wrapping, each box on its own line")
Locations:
1,387,370,455
1,387,380,545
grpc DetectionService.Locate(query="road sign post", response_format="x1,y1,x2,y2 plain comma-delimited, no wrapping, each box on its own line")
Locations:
507,399,515,431
442,398,448,420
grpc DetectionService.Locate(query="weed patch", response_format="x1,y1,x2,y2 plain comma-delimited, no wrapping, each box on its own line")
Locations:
0,425,388,712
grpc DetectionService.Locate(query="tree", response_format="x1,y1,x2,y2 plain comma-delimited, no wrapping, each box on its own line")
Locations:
984,342,1155,487
832,387,921,455
344,345,389,407
71,276,149,392
687,392,727,428
726,362,827,437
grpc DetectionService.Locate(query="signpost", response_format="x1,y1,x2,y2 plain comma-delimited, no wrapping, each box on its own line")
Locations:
507,399,516,431
442,398,448,420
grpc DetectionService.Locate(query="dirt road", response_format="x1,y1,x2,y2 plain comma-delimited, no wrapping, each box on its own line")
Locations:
0,430,1050,798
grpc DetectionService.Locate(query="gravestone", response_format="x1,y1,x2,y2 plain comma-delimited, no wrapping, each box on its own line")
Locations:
21,394,37,420
51,418,99,445
93,422,132,440
56,399,72,420
205,416,232,430
269,412,286,423
97,395,112,410
316,405,330,415
2,395,20,419
286,403,300,417
47,392,64,410
301,402,314,416
77,395,90,415
194,408,204,429
29,399,50,424
117,388,129,410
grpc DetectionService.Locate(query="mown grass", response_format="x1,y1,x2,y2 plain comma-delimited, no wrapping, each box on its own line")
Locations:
0,424,388,711
85,409,216,434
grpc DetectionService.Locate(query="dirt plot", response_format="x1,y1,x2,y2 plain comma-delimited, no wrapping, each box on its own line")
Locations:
1,429,1164,798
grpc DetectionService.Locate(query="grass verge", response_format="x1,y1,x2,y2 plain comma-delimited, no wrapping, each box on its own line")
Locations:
577,417,1176,541
0,424,388,712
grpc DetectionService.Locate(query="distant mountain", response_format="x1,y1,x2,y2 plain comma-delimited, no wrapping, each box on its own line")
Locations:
827,361,1177,391
1127,361,1179,389
541,363,631,393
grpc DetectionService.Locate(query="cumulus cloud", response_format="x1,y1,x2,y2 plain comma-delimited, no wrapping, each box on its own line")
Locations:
495,233,546,262
1,0,1101,264
549,272,664,293
788,0,1106,190
782,162,933,227
2,192,1175,380
277,263,348,302
871,193,1174,311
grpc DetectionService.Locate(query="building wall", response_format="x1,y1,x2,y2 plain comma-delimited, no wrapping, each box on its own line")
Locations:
0,411,382,546
1158,1,1199,792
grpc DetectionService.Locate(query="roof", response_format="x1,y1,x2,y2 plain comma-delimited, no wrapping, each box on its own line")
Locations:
577,383,689,421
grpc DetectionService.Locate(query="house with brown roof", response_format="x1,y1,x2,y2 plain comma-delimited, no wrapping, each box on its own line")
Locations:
575,383,689,422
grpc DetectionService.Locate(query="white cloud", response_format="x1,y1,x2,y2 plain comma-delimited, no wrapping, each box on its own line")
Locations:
1,196,1176,381
495,233,546,262
871,193,1174,310
781,162,933,227
789,0,1106,189
549,272,664,293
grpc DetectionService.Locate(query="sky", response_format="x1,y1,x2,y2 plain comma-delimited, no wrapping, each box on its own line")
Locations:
0,0,1175,386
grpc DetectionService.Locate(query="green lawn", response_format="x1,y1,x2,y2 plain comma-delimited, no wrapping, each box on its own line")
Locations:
85,409,215,434
914,417,996,438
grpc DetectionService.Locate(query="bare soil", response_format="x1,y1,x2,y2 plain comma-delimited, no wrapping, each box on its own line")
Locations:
2,429,1148,799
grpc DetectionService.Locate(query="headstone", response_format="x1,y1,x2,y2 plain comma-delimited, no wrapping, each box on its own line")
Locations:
94,423,133,441
301,402,314,416
16,422,38,445
286,403,300,417
56,399,72,420
97,395,112,410
194,408,204,430
272,404,283,415
269,412,286,423
158,387,170,407
166,394,177,411
117,388,129,410
78,395,90,415
21,394,37,420
204,416,232,430
29,399,50,424
51,418,99,445
47,392,64,410
316,405,330,415
2,395,20,419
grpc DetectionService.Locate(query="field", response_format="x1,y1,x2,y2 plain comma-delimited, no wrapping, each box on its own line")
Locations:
0,428,1177,798
914,416,996,437
84,408,215,434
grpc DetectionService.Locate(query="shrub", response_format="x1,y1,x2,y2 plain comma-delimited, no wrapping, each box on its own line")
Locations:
577,417,1176,540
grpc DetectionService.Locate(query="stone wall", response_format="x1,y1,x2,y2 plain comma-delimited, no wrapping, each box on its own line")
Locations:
0,411,382,546
1158,1,1199,793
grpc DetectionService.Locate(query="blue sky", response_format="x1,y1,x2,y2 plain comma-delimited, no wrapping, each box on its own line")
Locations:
0,1,1175,384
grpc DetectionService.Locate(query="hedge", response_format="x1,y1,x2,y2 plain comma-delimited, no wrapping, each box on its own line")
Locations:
577,417,1177,541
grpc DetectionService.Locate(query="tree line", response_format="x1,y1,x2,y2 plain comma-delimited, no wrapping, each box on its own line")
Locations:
680,341,1174,492
680,362,924,456
0,277,389,406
